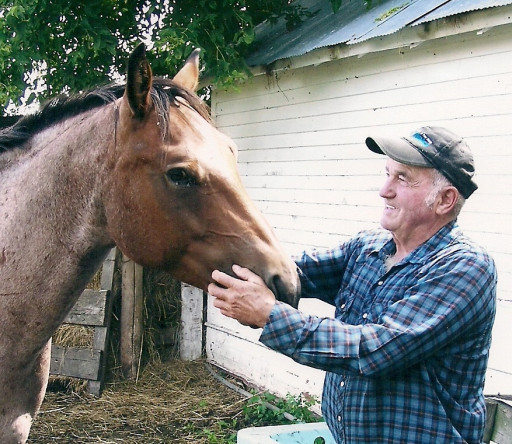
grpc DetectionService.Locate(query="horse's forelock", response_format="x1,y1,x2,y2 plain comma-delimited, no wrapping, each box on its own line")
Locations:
151,79,211,141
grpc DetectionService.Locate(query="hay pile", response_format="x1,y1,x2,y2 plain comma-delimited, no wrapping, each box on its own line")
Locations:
29,360,248,443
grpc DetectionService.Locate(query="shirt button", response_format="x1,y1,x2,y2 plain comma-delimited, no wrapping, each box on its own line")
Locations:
337,415,342,422
362,313,368,319
377,280,383,286
341,303,346,309
340,381,345,387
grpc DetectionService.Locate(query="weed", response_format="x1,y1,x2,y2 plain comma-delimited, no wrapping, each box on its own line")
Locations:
194,391,322,443
242,391,322,427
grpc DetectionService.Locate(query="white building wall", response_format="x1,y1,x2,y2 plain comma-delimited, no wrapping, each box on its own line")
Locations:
207,18,512,401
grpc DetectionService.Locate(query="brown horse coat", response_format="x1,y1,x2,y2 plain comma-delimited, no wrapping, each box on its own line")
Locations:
0,44,299,443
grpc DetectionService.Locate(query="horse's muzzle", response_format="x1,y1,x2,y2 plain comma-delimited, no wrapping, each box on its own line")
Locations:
271,274,301,309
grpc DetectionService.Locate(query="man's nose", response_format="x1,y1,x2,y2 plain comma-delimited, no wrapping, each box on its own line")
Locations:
379,177,395,198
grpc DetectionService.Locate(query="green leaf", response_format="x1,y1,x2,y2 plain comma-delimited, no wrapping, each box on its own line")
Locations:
330,0,343,13
243,29,255,45
7,5,26,20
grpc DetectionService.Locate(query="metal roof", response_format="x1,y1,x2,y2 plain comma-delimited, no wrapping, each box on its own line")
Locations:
246,0,512,66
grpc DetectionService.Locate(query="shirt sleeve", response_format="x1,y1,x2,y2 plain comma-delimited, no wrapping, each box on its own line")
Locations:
293,241,353,305
260,248,497,377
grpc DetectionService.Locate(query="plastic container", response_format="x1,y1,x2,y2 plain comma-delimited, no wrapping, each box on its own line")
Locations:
237,422,336,444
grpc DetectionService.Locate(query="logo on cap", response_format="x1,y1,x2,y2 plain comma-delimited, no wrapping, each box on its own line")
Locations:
410,132,433,148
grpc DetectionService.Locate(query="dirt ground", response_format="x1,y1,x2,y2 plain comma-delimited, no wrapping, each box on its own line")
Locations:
28,360,248,444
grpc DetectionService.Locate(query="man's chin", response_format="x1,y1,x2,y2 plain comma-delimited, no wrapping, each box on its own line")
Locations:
380,218,396,232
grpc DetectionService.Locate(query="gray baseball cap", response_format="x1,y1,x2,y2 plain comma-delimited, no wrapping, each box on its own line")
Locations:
365,126,478,198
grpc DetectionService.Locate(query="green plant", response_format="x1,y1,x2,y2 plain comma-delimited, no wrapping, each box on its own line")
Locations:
375,2,409,22
242,391,322,427
183,390,323,443
192,419,238,444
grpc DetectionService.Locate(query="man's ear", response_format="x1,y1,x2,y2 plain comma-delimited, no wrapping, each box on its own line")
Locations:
435,186,459,215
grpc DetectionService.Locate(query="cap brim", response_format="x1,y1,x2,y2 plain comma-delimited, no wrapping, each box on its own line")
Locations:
365,136,432,168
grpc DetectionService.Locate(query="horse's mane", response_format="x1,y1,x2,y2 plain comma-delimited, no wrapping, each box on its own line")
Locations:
0,78,210,152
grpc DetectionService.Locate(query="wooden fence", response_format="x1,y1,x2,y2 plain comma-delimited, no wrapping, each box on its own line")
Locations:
49,248,116,396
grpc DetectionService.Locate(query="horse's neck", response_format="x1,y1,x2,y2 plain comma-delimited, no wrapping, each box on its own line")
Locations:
0,105,116,348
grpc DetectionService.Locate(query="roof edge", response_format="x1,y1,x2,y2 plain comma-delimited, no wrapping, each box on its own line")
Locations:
249,3,512,75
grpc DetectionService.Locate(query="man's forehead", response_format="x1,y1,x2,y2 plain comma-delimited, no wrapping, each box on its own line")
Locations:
385,158,433,177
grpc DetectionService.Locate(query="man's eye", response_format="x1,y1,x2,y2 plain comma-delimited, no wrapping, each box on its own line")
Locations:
166,168,198,187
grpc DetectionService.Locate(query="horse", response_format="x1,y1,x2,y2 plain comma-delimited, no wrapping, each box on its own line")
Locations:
0,43,300,443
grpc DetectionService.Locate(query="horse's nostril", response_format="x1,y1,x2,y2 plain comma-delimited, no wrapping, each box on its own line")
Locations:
272,275,300,308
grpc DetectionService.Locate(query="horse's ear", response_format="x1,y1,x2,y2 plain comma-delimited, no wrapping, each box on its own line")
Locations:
172,49,200,91
125,43,153,119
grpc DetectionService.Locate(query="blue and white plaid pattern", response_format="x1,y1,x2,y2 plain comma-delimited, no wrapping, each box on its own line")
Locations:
260,222,497,444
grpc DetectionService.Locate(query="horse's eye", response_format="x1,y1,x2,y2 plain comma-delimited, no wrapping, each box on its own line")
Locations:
166,168,198,188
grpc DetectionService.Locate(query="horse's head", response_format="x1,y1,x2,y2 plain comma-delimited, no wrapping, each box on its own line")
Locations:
104,44,299,307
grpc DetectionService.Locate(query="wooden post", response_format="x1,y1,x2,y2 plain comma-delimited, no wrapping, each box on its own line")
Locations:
89,247,117,395
120,255,144,379
180,283,204,361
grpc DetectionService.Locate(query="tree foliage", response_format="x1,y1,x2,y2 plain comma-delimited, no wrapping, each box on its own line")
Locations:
0,0,342,114
0,0,140,111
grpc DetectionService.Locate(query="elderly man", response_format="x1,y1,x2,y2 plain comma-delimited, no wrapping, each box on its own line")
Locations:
208,127,497,444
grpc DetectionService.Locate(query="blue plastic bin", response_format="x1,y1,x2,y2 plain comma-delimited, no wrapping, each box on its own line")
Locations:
237,422,336,444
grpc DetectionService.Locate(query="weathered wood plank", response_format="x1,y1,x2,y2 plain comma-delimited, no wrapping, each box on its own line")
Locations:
92,247,117,395
484,399,497,444
180,284,203,361
50,345,101,380
120,256,144,379
490,399,512,444
93,326,108,351
100,248,117,290
87,380,102,397
62,289,109,326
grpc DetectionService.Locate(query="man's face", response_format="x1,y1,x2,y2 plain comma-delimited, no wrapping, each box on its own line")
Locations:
379,159,438,244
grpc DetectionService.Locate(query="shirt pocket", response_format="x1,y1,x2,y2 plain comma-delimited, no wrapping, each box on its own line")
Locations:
335,289,357,321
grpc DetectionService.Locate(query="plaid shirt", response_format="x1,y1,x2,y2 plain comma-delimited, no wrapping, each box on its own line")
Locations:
260,222,497,444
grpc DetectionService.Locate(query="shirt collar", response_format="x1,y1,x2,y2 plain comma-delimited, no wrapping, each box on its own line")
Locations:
370,220,460,265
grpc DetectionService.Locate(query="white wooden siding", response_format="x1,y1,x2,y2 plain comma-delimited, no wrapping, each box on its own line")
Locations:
207,19,512,399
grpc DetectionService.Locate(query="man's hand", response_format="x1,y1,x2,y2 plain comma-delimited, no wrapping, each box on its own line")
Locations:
208,264,276,328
